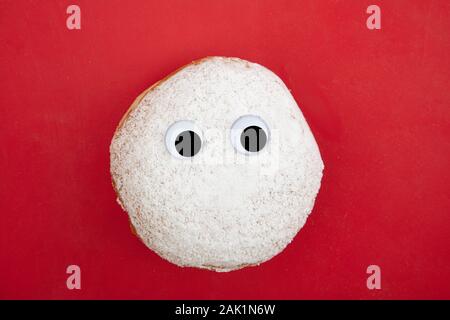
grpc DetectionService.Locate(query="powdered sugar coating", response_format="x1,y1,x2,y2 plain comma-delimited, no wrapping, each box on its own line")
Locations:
110,57,323,271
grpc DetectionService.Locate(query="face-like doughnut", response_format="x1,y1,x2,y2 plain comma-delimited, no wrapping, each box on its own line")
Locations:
110,57,324,272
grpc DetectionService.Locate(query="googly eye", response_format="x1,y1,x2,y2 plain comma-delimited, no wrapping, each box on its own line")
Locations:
165,121,202,159
230,115,269,155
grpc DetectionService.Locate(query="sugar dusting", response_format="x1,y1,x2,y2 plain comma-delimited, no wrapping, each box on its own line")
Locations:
110,57,324,271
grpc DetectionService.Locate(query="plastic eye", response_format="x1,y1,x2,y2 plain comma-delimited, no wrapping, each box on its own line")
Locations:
165,121,202,158
230,115,269,155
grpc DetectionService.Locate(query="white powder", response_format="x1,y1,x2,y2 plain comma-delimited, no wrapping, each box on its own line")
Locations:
110,57,324,272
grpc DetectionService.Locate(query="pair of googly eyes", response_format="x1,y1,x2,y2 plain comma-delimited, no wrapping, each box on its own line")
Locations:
165,115,270,159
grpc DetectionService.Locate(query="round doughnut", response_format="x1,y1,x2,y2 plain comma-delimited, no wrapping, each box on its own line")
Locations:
110,56,324,272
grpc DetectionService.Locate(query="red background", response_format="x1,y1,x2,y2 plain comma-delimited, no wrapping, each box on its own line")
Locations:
1,0,449,300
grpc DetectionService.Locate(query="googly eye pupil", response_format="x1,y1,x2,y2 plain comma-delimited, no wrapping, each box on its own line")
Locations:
240,125,267,152
175,130,201,157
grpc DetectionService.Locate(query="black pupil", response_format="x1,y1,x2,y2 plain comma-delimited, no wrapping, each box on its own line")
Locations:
240,126,267,152
175,130,201,157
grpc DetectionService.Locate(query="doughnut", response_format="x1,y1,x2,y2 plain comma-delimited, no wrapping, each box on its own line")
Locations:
110,57,324,272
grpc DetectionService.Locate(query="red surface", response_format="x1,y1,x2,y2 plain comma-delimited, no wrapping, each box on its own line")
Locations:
1,0,449,300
